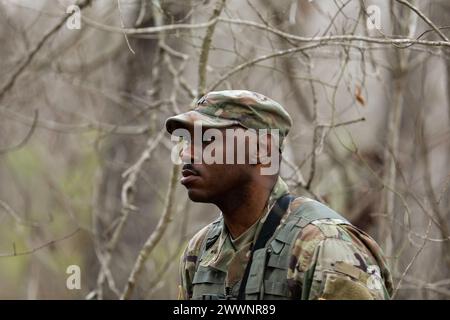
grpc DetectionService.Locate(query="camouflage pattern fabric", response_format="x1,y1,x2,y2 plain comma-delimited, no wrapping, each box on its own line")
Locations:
165,90,293,147
178,177,394,300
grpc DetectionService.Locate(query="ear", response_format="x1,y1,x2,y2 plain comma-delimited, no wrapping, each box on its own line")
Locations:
256,132,273,165
258,131,281,176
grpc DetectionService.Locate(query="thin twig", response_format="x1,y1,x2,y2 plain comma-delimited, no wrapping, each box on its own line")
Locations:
0,0,92,102
391,219,432,299
117,0,135,54
81,15,450,48
218,17,450,47
0,109,38,154
121,164,181,299
0,228,80,258
394,0,449,42
208,42,325,91
197,0,226,97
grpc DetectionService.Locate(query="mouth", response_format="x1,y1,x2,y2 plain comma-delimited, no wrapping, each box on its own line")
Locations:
181,164,201,186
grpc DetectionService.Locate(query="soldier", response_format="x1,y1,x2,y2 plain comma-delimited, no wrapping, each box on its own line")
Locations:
165,90,393,300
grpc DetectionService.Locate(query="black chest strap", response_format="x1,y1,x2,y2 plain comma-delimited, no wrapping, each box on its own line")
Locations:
237,193,294,300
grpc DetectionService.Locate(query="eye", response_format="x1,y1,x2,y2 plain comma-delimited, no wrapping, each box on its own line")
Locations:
203,136,216,145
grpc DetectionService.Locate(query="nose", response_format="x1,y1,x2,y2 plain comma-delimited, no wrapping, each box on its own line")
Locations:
180,140,195,164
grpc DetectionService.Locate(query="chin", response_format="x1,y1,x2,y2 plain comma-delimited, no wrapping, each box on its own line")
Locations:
186,189,212,203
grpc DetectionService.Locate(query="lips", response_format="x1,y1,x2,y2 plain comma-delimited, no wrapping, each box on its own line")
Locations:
181,168,198,177
181,164,201,186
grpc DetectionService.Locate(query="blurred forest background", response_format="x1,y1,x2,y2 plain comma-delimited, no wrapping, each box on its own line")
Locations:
0,0,449,299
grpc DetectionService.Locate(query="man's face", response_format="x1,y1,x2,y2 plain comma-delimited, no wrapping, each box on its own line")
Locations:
178,126,256,203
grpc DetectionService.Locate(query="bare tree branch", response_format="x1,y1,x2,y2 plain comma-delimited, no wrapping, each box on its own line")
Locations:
0,109,38,154
0,228,80,258
121,164,180,299
0,0,92,102
394,0,449,42
197,0,226,97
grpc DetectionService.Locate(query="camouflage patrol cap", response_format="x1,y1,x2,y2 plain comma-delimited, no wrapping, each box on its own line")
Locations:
165,90,293,145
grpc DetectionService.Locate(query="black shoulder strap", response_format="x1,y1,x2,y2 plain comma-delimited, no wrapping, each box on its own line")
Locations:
238,193,294,299
205,219,222,251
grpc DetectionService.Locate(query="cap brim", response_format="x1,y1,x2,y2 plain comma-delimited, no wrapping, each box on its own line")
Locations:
165,110,240,135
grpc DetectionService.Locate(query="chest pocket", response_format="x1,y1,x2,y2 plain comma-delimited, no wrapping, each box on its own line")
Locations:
191,266,226,300
261,227,300,299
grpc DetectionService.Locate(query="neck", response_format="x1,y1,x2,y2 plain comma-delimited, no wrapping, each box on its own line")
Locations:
214,176,276,239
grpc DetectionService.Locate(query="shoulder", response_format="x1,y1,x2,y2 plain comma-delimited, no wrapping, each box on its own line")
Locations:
182,217,221,266
292,214,388,275
288,200,381,273
286,196,363,245
286,196,353,250
178,217,223,299
289,219,349,273
286,199,392,299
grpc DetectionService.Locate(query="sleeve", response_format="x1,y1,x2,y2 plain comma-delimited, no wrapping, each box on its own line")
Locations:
178,224,211,300
288,223,392,300
178,244,192,300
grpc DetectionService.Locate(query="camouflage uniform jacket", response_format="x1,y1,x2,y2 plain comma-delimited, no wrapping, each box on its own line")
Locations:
178,177,393,300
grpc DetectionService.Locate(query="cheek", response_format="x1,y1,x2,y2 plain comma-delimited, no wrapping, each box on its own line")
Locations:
202,164,233,188
203,164,226,182
217,164,249,187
